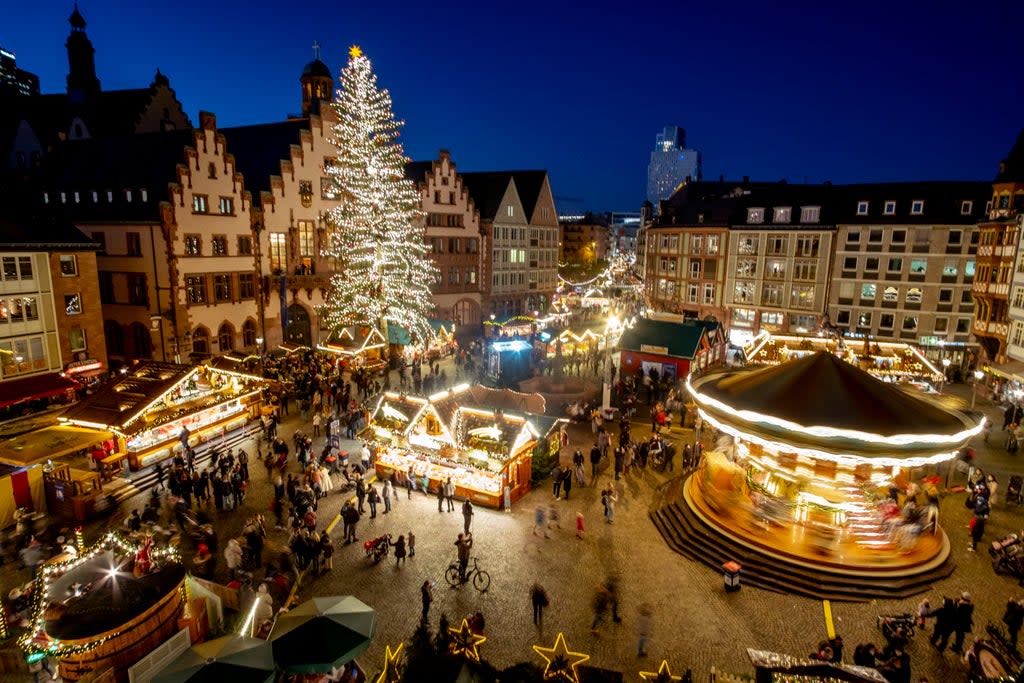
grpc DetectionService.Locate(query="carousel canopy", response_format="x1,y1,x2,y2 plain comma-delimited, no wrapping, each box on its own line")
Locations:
696,352,966,437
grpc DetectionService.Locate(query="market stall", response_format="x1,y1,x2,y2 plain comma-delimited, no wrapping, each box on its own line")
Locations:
317,326,388,373
369,385,554,508
60,362,267,471
743,331,944,386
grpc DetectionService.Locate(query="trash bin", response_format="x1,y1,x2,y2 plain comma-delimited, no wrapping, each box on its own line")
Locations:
722,561,741,592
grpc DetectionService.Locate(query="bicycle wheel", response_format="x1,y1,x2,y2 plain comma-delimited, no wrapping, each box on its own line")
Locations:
445,565,461,587
473,570,490,592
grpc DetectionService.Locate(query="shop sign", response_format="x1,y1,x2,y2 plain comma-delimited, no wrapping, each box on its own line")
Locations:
640,344,668,355
66,359,103,374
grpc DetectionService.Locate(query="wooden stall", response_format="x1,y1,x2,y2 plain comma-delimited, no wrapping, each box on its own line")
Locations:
60,362,266,471
42,463,106,522
317,326,388,373
369,385,544,508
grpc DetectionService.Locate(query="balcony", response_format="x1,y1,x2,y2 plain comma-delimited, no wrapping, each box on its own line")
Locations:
286,273,330,290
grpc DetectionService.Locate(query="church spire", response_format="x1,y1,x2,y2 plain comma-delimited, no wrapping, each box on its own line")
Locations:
66,3,100,101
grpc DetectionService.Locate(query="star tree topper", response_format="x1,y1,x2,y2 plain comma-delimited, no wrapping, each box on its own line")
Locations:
639,660,683,683
448,618,486,662
532,632,590,683
374,643,403,683
349,45,363,58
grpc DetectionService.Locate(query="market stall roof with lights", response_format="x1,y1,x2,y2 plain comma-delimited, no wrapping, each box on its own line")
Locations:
688,352,980,460
743,331,943,380
317,326,387,356
618,317,714,359
59,362,266,435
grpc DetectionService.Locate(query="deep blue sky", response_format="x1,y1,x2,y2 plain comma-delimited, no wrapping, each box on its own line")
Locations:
7,1,1024,213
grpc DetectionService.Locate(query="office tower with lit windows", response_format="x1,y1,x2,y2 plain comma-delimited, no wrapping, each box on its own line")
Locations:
646,125,701,209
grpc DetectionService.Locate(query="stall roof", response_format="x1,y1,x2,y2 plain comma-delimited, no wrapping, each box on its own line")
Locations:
618,318,709,359
317,327,387,356
60,362,190,431
0,373,80,410
0,425,109,467
744,332,942,378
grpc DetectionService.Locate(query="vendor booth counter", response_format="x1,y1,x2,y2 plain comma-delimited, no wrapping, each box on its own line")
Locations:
367,385,562,508
60,362,267,471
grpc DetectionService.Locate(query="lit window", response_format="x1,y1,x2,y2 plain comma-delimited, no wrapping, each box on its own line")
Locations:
747,208,764,224
773,207,791,223
856,201,868,215
218,197,234,215
64,293,82,315
861,283,876,299
961,200,973,215
883,200,896,215
911,200,924,215
192,194,208,213
59,255,77,276
800,206,820,223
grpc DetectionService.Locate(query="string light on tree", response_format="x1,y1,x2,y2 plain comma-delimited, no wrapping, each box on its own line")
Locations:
320,44,438,346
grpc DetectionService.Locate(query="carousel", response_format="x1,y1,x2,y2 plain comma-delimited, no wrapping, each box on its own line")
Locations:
681,351,982,579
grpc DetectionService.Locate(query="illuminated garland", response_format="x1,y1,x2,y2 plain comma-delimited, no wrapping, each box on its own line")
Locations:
686,375,984,449
483,315,539,327
18,530,182,658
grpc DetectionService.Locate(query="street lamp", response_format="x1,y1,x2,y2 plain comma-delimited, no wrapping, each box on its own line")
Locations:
940,358,951,393
971,369,984,410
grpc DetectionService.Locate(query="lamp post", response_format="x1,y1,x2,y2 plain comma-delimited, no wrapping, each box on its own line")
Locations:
971,369,984,410
940,358,951,393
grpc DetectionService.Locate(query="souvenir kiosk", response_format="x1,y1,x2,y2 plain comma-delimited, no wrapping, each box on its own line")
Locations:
60,362,266,471
680,352,981,581
369,385,556,508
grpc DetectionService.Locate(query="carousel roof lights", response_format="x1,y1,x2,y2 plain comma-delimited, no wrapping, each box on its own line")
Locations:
698,407,962,469
687,375,983,448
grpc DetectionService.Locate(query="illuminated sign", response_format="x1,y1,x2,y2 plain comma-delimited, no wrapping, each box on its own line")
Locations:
640,345,668,355
65,359,103,374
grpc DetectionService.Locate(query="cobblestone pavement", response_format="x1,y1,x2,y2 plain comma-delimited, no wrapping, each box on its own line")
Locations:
4,372,1023,682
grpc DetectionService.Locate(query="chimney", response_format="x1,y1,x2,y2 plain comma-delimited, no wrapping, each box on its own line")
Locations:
199,111,217,131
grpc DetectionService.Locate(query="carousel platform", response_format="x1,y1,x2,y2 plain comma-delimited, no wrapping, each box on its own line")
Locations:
650,474,955,602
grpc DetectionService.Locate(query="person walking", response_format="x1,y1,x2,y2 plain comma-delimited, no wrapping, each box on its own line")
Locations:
576,511,586,539
552,465,563,499
462,499,474,535
562,468,573,500
531,582,549,627
155,462,166,493
320,532,334,574
590,443,601,480
391,534,407,565
572,449,585,486
382,479,393,514
356,476,367,514
445,477,455,512
637,603,653,657
367,485,379,519
437,482,445,513
1003,597,1024,650
591,584,611,633
969,493,990,551
408,530,416,558
533,505,549,538
420,580,433,622
929,596,956,652
602,486,618,524
342,501,360,544
952,592,975,655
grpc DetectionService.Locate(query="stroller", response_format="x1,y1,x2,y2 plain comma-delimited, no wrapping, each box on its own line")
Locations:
1007,475,1023,505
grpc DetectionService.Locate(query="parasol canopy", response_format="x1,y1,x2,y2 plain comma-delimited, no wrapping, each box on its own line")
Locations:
270,595,376,674
151,634,274,683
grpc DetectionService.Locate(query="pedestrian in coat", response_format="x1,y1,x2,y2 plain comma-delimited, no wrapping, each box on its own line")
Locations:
531,582,549,627
445,477,455,512
320,533,334,573
391,534,407,565
1003,597,1024,649
572,449,585,486
367,485,380,519
589,444,601,479
929,595,957,652
408,530,416,557
562,469,573,500
602,486,618,524
420,580,433,621
462,499,474,535
533,506,548,538
356,477,366,513
952,592,974,654
437,482,445,512
382,479,393,514
552,465,563,499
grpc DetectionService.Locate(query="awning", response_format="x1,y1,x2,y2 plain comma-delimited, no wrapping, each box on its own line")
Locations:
0,373,79,410
0,425,111,467
987,360,1024,382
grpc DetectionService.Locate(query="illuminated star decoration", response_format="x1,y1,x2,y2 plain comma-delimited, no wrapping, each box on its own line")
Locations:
532,632,590,683
448,618,486,662
349,45,363,58
374,643,403,683
639,660,683,683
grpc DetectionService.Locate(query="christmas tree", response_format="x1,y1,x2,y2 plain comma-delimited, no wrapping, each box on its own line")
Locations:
321,45,438,344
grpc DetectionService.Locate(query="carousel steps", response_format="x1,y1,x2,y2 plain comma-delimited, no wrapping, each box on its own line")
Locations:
651,495,955,602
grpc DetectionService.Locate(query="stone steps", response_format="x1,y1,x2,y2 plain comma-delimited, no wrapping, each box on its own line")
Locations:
650,480,955,602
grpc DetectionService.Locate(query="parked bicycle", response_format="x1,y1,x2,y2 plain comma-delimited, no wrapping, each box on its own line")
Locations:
445,557,490,592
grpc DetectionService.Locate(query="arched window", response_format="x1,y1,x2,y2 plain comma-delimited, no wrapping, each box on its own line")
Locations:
218,323,234,352
192,327,209,355
242,319,257,348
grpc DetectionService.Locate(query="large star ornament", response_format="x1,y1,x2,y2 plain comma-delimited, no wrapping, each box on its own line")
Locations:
448,618,486,662
532,632,590,683
639,659,682,683
374,643,403,683
349,45,363,59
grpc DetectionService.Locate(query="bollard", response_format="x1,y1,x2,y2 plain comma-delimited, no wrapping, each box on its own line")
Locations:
722,560,742,592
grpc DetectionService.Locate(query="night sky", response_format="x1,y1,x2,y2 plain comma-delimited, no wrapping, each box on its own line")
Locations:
7,1,1024,213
